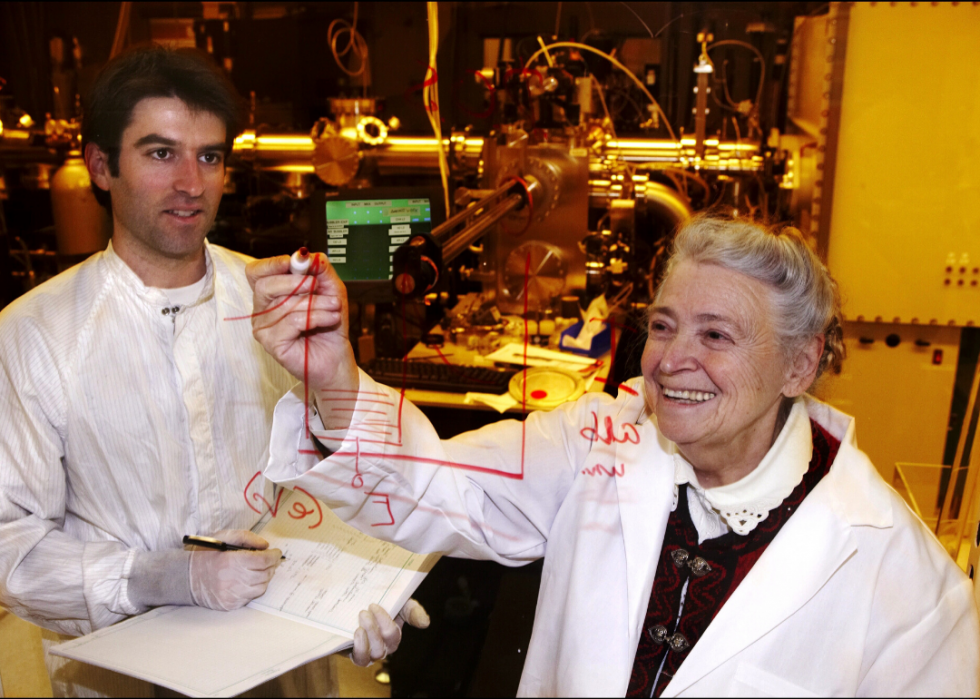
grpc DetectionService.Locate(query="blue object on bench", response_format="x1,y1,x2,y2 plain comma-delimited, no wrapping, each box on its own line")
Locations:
559,320,612,358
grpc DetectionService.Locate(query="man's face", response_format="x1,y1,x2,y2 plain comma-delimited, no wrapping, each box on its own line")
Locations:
100,96,226,262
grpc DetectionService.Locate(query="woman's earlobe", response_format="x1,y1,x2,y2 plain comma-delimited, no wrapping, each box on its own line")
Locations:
787,335,824,395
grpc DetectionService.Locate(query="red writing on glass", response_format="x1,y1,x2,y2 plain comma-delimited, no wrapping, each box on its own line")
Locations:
244,471,285,516
288,486,324,529
243,472,324,528
370,493,395,527
404,62,440,115
581,463,626,477
579,411,640,445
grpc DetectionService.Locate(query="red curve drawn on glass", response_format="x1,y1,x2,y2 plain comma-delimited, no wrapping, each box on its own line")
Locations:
370,493,395,526
519,248,530,473
223,253,323,440
289,486,324,528
285,237,535,479
244,471,285,516
404,62,440,115
301,256,323,439
224,260,318,322
579,411,641,445
581,463,626,477
303,471,525,542
455,69,496,119
339,430,523,480
377,489,525,542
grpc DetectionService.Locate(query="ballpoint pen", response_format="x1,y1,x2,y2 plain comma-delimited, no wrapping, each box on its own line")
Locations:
182,534,286,560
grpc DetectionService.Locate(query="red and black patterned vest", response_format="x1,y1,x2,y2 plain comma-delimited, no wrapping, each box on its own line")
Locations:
626,419,841,697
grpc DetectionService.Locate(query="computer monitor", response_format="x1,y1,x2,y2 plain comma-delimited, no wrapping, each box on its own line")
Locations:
310,186,446,302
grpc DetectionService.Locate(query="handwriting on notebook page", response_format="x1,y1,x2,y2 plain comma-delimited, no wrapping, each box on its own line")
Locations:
249,503,430,635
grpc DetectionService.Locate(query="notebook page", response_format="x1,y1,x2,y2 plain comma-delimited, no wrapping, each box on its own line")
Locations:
249,500,436,635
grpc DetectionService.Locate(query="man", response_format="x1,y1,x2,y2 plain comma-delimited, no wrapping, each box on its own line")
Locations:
0,47,424,697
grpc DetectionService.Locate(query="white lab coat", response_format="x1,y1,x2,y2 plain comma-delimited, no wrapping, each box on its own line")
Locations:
0,243,334,696
267,371,980,697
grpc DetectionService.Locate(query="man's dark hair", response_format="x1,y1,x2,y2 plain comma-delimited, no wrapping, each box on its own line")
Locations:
82,46,245,210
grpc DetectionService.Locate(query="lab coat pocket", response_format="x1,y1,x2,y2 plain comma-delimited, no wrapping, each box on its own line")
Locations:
729,663,818,698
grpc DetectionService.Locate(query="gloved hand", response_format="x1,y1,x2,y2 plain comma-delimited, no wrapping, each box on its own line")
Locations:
351,598,430,667
188,529,282,611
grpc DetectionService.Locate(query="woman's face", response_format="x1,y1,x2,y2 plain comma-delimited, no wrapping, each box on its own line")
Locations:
641,260,796,470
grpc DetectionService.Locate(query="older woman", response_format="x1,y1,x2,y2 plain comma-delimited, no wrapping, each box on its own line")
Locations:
249,216,979,696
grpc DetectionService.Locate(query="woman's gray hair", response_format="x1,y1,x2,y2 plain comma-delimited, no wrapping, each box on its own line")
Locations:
656,214,845,381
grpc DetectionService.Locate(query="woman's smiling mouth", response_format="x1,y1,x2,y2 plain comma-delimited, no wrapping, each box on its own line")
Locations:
661,385,718,403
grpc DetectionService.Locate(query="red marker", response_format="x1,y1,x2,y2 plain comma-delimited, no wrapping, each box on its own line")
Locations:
290,247,313,275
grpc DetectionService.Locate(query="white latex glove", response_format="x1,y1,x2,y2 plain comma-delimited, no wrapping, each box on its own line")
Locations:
350,599,430,667
188,529,282,611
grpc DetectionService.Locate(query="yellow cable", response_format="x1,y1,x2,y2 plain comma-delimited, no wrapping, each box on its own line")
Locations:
536,36,555,67
425,1,451,219
328,3,368,77
524,41,678,144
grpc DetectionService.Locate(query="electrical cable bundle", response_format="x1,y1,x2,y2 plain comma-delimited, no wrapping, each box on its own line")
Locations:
425,2,451,220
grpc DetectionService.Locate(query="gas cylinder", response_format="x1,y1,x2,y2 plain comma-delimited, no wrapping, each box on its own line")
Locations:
50,150,111,258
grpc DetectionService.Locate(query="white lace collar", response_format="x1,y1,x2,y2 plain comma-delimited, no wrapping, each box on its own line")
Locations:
672,397,812,536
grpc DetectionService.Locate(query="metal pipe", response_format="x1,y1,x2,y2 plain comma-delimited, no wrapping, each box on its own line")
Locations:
641,181,693,225
430,179,518,242
230,130,762,174
230,132,485,175
442,193,524,262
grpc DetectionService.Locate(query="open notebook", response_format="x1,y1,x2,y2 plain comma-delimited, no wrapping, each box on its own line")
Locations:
51,491,437,697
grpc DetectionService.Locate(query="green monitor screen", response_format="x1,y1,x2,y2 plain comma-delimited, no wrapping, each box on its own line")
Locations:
325,198,432,282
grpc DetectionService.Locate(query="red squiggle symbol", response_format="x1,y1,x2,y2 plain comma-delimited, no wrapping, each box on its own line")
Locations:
244,471,285,516
579,411,641,445
289,486,323,529
581,463,626,477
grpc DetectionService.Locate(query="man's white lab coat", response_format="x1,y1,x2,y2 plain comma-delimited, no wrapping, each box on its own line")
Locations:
0,243,333,696
268,372,980,697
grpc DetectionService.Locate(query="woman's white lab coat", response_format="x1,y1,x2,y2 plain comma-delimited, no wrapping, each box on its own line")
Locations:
267,374,980,697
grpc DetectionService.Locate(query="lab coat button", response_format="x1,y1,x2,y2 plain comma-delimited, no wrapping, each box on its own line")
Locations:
648,624,669,645
668,633,690,652
689,556,712,577
671,549,690,568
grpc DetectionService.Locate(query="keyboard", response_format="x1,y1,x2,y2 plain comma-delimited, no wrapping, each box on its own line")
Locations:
362,357,518,394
